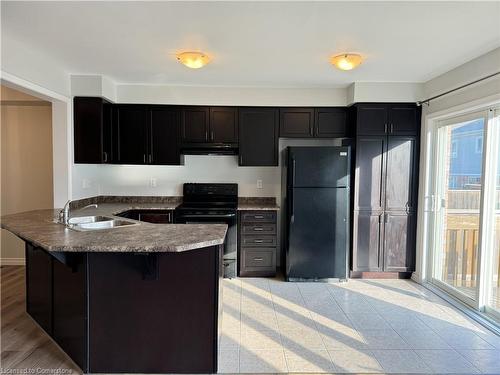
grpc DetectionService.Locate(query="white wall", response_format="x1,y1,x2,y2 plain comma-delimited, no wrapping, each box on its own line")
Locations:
71,75,117,102
1,35,70,97
72,138,342,200
73,156,280,198
350,82,424,103
422,48,500,115
117,84,348,106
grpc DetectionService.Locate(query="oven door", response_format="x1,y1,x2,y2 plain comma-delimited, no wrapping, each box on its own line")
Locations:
175,211,237,278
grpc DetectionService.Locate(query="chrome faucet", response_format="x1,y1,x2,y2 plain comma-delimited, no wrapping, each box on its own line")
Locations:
58,201,98,225
59,200,72,225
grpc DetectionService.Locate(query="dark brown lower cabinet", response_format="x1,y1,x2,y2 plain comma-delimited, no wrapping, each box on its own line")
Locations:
24,243,223,374
115,209,173,223
352,211,383,272
383,212,416,272
352,211,415,274
238,210,277,277
25,243,53,335
52,253,87,371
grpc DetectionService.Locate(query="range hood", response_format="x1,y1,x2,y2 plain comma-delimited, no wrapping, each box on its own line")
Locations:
181,144,238,156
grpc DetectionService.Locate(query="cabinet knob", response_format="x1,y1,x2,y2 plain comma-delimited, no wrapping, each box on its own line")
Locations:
103,152,108,163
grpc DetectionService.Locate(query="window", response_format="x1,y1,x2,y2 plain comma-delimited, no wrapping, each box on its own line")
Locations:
428,106,500,326
451,140,458,158
476,136,483,153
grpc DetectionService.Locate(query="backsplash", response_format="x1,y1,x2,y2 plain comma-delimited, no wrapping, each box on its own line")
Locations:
72,155,281,199
71,139,341,201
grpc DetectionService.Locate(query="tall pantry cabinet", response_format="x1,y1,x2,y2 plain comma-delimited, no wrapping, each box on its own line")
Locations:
351,103,421,277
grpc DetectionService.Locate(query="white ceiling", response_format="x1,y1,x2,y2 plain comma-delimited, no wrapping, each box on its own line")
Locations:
2,1,500,88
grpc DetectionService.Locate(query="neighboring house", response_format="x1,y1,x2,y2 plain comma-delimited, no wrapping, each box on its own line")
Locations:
449,119,485,189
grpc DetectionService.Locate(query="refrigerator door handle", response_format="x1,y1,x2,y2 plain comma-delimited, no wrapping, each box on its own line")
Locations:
290,158,296,223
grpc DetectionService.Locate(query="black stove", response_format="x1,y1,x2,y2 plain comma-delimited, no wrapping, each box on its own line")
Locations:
175,183,238,278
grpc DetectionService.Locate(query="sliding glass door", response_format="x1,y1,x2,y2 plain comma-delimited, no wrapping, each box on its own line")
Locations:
429,107,500,322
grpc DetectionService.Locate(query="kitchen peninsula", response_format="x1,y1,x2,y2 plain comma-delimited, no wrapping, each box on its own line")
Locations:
0,199,228,374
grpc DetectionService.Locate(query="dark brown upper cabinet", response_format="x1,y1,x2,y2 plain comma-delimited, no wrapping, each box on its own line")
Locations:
181,107,210,143
114,105,150,164
280,107,348,138
355,104,388,135
280,108,315,138
315,107,348,137
239,108,279,166
181,106,238,146
114,105,181,165
74,97,113,163
210,107,238,144
355,103,420,136
150,107,182,165
388,104,421,135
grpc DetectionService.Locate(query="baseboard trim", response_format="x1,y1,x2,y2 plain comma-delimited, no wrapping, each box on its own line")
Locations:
0,257,26,266
350,271,412,279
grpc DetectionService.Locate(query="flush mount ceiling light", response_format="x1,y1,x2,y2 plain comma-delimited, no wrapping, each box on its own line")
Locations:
176,51,211,69
330,53,363,71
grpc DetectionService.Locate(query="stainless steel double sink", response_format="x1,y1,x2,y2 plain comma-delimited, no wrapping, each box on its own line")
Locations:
67,215,138,231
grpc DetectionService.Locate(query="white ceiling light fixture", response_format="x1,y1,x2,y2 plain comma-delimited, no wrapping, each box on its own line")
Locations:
330,54,363,71
176,51,211,69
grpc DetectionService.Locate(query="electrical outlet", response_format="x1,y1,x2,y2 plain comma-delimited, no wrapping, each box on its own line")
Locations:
257,179,263,189
150,178,157,188
82,179,91,189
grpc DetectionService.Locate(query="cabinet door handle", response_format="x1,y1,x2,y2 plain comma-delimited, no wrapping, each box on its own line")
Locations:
254,239,264,243
103,152,108,163
384,123,388,133
253,227,264,231
211,130,215,141
143,154,146,163
253,257,264,261
390,123,394,133
309,126,313,136
149,154,153,164
205,130,208,141
239,154,243,165
254,215,264,219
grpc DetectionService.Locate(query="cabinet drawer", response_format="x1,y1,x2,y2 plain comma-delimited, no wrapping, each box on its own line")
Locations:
242,248,276,269
242,223,276,235
241,235,277,247
241,211,276,223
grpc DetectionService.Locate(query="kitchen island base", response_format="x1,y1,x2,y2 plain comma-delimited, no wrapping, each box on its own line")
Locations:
25,243,223,374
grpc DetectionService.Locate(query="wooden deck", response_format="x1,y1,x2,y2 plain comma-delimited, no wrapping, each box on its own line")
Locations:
441,213,500,308
0,266,81,372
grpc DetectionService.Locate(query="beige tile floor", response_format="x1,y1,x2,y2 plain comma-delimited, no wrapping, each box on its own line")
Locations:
218,277,500,374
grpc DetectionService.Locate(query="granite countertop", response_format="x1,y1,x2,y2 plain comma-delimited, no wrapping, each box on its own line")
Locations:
237,197,280,211
1,204,227,253
71,195,280,211
0,195,279,253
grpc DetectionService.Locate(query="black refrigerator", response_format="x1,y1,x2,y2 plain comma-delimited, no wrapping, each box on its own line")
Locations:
284,146,350,281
